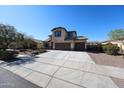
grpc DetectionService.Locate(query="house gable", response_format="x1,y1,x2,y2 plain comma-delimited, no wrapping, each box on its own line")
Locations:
51,27,68,43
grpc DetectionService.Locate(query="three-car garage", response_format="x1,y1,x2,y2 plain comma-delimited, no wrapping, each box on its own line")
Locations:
54,42,85,51
55,43,71,50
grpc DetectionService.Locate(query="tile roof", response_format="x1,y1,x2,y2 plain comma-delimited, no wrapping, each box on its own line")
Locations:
76,36,88,40
65,31,76,40
51,27,67,32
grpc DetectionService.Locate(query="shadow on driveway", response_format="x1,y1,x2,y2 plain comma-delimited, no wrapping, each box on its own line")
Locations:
0,55,40,67
0,67,40,88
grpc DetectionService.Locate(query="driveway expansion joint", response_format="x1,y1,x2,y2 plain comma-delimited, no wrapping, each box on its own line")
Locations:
45,52,73,88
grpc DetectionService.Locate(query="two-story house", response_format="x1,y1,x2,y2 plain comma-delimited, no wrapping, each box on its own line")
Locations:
44,27,88,51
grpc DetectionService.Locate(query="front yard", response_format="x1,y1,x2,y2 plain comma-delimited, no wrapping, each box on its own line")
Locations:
88,52,124,68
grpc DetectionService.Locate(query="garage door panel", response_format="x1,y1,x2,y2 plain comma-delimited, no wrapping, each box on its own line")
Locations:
55,43,70,50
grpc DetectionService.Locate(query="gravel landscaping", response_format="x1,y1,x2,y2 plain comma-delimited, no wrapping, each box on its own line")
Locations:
111,77,124,88
88,52,124,88
88,52,124,68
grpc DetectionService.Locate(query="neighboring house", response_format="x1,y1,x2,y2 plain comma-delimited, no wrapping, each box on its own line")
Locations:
102,40,124,51
44,27,88,51
31,39,44,49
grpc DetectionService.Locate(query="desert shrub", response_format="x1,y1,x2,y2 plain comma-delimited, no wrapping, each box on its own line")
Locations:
37,48,46,53
0,50,19,60
20,49,27,52
32,49,46,55
32,51,39,55
102,44,120,55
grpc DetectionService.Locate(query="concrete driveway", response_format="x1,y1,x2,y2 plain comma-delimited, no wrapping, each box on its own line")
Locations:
0,67,39,88
1,50,124,88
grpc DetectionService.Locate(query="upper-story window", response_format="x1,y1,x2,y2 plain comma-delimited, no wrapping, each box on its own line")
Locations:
54,31,61,37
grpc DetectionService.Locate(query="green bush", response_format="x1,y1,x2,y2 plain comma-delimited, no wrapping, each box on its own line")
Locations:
102,44,120,55
0,50,19,60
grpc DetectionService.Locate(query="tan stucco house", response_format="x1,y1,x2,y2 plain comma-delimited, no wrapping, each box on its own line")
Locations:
30,39,44,49
44,27,88,51
102,40,124,51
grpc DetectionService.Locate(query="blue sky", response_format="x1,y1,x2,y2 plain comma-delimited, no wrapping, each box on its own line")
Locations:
0,5,124,41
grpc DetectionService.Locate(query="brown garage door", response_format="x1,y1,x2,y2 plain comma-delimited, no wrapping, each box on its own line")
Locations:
75,42,85,51
55,43,71,50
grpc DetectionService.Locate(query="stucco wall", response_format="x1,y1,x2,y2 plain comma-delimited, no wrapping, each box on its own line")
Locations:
51,29,67,43
37,43,44,49
122,45,124,50
118,43,124,51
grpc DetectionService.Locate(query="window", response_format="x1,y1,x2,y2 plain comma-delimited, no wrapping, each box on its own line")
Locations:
54,31,61,37
68,33,72,37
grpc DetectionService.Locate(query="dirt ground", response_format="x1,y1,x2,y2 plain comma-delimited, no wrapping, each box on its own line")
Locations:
88,52,124,68
111,77,124,88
